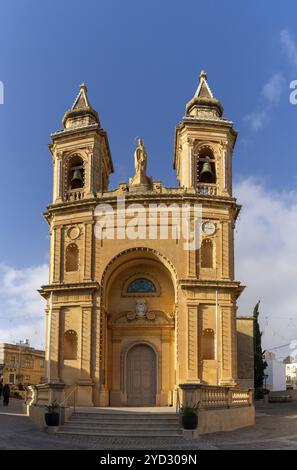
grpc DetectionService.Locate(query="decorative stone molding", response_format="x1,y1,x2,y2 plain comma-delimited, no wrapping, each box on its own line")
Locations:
109,309,174,328
101,247,178,293
66,225,82,241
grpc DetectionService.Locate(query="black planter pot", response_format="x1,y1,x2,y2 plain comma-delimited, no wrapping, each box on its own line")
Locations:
45,412,60,427
182,414,198,430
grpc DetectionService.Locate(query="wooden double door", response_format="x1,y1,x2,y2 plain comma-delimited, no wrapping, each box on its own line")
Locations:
126,344,156,406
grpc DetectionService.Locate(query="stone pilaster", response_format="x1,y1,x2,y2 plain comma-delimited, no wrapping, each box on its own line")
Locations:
109,337,121,405
85,147,95,198
221,222,230,279
53,152,63,204
52,227,62,283
93,304,109,406
83,222,93,280
219,305,237,386
187,305,200,383
76,306,94,405
48,307,61,382
160,330,172,405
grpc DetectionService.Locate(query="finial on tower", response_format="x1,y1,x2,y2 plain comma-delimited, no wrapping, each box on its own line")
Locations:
199,69,207,81
71,82,90,110
79,82,88,93
185,68,223,118
62,83,100,129
195,69,213,99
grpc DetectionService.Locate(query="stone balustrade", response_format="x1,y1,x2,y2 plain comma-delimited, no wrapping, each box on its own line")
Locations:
197,183,217,195
178,383,252,410
66,189,85,201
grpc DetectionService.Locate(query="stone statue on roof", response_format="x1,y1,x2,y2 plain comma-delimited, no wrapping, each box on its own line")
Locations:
130,137,151,188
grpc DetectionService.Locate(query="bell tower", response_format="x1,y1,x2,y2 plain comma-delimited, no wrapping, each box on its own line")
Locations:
50,83,113,204
174,70,236,197
173,71,242,387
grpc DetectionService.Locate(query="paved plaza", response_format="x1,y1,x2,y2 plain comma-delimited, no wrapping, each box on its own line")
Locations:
207,402,297,450
1,399,297,450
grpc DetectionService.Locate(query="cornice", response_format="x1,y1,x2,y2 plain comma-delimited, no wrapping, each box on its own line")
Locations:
51,124,100,139
179,278,245,294
39,281,100,298
44,192,241,224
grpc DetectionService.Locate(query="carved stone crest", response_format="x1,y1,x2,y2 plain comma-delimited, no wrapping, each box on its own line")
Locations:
135,299,147,317
124,300,156,322
109,308,173,326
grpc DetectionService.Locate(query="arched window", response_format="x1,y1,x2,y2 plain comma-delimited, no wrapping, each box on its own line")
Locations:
127,278,156,293
63,330,78,360
197,147,216,185
68,156,85,190
202,328,215,360
65,244,79,272
201,239,214,268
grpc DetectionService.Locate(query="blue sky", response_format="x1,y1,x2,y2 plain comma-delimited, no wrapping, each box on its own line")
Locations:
1,0,297,354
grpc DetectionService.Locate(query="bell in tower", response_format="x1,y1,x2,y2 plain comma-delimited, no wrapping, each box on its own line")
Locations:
71,168,84,189
200,157,215,184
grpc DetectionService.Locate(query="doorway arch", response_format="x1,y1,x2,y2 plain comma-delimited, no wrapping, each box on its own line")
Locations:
102,247,176,407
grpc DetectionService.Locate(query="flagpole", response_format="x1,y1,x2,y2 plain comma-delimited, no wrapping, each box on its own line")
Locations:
215,289,219,385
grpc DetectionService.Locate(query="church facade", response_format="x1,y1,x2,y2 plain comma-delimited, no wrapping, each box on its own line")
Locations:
40,72,247,407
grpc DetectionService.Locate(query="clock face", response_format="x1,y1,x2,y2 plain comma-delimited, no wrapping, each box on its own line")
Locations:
202,222,216,235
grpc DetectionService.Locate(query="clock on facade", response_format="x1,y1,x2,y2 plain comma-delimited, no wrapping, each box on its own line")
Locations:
202,221,216,235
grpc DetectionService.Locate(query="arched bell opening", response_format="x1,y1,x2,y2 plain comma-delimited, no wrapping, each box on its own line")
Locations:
197,147,216,184
68,155,85,190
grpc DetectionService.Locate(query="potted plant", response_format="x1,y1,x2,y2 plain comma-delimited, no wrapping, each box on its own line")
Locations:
44,400,60,427
180,402,199,430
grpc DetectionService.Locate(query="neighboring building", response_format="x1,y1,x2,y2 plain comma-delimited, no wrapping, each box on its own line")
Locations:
264,351,286,392
236,316,254,389
0,341,45,386
285,362,297,389
39,71,252,407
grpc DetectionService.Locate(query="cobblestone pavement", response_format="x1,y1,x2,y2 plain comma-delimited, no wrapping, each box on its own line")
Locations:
2,399,297,450
0,399,214,450
206,402,297,450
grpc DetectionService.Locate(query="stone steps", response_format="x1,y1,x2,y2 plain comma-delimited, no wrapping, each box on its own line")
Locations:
71,412,178,418
61,422,179,429
57,409,182,438
58,429,182,437
70,415,179,422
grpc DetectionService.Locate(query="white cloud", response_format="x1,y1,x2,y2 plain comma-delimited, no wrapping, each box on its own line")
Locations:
280,29,297,68
244,110,267,131
235,179,297,356
244,73,284,131
262,73,284,105
0,264,48,349
243,28,296,132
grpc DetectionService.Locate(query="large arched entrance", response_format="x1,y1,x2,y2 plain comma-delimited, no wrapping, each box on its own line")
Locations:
126,344,156,406
101,248,176,407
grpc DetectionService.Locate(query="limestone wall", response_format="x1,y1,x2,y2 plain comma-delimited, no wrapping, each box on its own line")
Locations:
236,317,254,389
